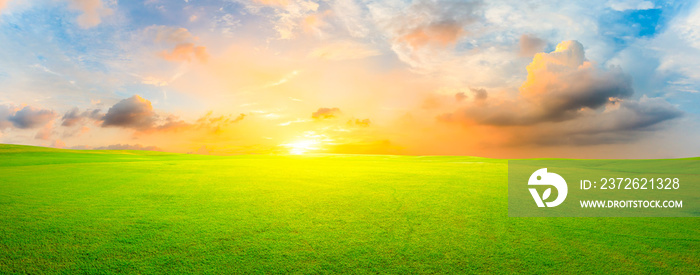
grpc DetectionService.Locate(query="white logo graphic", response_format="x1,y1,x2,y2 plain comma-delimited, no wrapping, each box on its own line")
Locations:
528,168,568,207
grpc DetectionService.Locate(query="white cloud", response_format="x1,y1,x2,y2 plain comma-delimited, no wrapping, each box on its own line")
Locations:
332,0,370,38
607,0,656,11
308,40,380,60
650,2,700,91
237,0,319,39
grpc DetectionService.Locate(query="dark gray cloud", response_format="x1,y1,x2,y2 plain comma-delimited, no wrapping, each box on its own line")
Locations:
102,95,157,129
312,107,341,119
519,34,547,56
513,98,683,146
441,41,636,126
154,115,191,132
470,87,487,101
7,106,56,129
62,107,102,126
439,40,683,146
99,96,246,133
578,96,683,135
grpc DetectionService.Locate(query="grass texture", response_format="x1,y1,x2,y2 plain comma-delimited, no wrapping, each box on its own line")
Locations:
0,144,698,273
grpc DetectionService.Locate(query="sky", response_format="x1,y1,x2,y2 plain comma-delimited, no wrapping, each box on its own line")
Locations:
0,0,699,158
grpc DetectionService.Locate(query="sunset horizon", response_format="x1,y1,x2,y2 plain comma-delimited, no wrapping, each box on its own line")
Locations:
1,1,699,158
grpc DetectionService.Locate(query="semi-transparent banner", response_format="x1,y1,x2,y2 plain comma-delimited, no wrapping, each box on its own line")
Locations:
508,159,699,217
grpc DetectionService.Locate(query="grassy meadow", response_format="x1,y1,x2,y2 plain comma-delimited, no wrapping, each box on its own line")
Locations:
0,144,698,273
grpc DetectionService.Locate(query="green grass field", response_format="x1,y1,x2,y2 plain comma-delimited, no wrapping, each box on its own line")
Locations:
0,144,698,273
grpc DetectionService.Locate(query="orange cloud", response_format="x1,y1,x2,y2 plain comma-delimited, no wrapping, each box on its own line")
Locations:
147,26,196,44
311,107,341,119
35,121,55,140
302,10,332,35
0,0,9,13
69,0,113,28
397,22,465,49
51,139,66,149
144,26,208,63
160,43,209,63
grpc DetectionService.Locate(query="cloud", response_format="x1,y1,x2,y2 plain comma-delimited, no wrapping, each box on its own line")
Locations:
519,34,547,56
516,40,633,122
332,0,370,38
146,25,195,44
7,106,57,129
253,0,290,6
160,43,209,63
99,96,247,135
0,0,9,13
61,108,102,127
232,113,246,123
51,139,66,149
388,0,479,49
68,0,113,28
504,96,683,146
301,10,331,35
450,40,633,125
375,0,480,61
590,96,683,133
607,0,655,11
0,105,15,130
455,92,467,102
140,76,169,87
348,118,371,127
0,105,57,140
153,115,190,132
102,95,157,129
153,111,246,134
651,2,700,93
311,107,341,119
35,121,55,140
470,87,487,101
55,124,90,140
144,26,209,63
439,40,682,145
239,0,320,39
398,21,466,50
308,41,381,61
95,143,162,151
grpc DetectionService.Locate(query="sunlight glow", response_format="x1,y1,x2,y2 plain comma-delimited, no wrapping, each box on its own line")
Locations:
281,139,319,155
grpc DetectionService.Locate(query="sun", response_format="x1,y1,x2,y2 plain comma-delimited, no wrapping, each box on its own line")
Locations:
281,139,319,155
